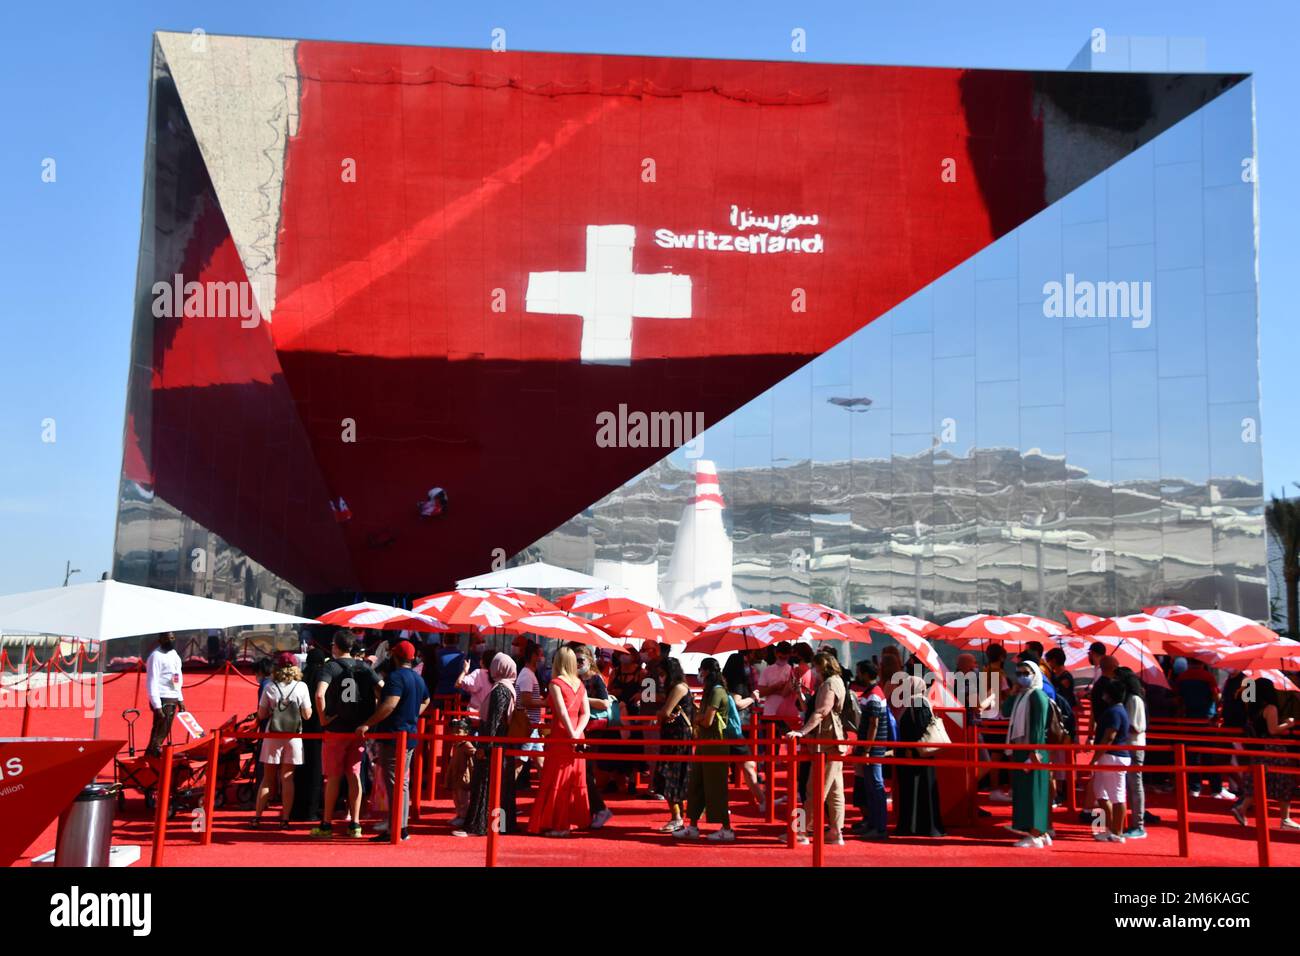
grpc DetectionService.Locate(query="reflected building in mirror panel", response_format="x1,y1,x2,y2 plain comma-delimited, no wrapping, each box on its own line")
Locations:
526,80,1265,621
112,34,1260,619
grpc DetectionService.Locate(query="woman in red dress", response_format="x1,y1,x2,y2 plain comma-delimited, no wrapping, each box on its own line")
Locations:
528,646,591,836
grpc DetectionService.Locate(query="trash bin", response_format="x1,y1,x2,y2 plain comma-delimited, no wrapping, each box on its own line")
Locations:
55,785,118,867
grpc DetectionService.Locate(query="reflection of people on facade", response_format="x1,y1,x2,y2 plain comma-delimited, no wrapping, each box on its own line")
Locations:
145,632,183,756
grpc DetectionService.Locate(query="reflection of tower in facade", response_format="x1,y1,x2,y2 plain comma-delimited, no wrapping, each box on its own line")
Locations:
662,460,741,621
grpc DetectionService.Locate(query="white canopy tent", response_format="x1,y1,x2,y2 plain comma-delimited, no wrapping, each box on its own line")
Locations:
0,579,315,738
456,562,617,591
0,579,314,641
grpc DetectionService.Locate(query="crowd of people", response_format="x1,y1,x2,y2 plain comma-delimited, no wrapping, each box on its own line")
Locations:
147,627,1300,850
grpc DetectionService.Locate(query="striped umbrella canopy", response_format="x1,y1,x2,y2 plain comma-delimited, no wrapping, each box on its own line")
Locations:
781,602,873,643
1216,638,1300,670
488,587,562,614
413,589,534,629
1060,635,1169,689
1166,610,1280,646
553,588,647,617
592,608,695,646
688,610,843,655
937,613,1052,651
1076,613,1207,653
1244,668,1300,692
864,615,947,677
1004,613,1071,636
500,612,626,650
1143,604,1192,618
316,602,447,633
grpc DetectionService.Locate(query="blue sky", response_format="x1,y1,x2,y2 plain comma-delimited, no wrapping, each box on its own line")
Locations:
0,0,1296,593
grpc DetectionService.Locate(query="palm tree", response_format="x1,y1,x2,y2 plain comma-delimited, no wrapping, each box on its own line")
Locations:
1266,486,1300,637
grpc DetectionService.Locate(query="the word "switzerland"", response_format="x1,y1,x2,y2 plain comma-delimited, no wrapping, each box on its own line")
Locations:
653,229,824,254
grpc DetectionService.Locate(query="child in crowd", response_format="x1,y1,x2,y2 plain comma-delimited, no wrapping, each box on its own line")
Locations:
445,719,476,828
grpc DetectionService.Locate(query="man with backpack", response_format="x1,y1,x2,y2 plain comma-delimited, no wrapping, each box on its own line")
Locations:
852,660,894,839
312,631,379,838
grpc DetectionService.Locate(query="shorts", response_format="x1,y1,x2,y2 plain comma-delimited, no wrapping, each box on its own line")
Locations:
323,734,366,779
260,737,303,766
1093,753,1131,803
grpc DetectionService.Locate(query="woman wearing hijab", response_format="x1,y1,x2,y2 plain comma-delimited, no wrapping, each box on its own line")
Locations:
1007,660,1051,848
895,673,945,838
1231,677,1300,830
454,653,519,837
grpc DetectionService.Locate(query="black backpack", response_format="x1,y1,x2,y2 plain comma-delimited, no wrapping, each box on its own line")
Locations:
840,686,862,734
325,658,378,728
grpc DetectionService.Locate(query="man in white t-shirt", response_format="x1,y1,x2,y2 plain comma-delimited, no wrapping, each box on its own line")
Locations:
515,641,545,770
145,632,184,756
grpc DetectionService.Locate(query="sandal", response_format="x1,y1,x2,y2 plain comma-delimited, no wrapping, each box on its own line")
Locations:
658,819,684,832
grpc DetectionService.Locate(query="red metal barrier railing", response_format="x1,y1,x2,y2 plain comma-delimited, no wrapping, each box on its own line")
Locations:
146,721,1292,870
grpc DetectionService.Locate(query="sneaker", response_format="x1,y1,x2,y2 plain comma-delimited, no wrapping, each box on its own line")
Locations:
860,829,889,840
591,808,613,830
1123,827,1147,840
1092,831,1112,842
448,816,465,828
349,824,364,839
1188,787,1202,798
826,830,844,846
1041,832,1053,847
673,824,700,839
707,828,736,842
1231,806,1248,827
1281,818,1300,831
796,833,811,845
1143,810,1161,825
1107,833,1127,844
370,828,409,842
1214,787,1238,800
1014,836,1044,848
309,825,333,838
451,829,470,838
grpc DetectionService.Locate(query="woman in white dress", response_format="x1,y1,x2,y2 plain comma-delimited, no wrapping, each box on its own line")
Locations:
255,653,312,829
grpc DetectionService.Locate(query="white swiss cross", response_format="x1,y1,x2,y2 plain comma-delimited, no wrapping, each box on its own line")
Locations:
525,225,692,364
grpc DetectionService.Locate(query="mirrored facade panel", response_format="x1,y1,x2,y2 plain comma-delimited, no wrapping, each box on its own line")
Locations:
527,83,1265,622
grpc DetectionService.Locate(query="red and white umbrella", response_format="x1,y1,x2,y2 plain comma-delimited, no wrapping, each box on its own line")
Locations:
316,602,447,633
864,616,948,677
591,608,695,646
937,614,1052,650
413,589,533,629
1060,635,1169,689
688,610,842,655
1143,604,1192,619
1166,610,1280,646
500,612,626,650
781,602,873,643
1076,613,1206,653
1063,609,1107,631
1004,613,1070,636
1215,638,1300,670
1166,634,1241,667
553,588,648,617
488,587,561,614
1244,668,1300,692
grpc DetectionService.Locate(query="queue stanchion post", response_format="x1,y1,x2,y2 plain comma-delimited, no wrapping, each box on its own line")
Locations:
1253,762,1271,868
134,660,143,710
486,744,503,868
1066,742,1077,813
765,721,777,824
412,725,425,820
201,731,220,845
812,748,825,867
429,720,441,803
785,733,798,850
151,744,175,867
1173,744,1190,858
221,661,231,711
20,686,32,737
391,731,407,845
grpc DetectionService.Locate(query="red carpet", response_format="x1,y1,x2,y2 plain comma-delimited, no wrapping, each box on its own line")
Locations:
6,669,1295,867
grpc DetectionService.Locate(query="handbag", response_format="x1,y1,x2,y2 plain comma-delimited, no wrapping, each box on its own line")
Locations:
916,711,950,756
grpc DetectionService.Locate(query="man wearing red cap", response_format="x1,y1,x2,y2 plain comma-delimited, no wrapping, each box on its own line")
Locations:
359,640,430,841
